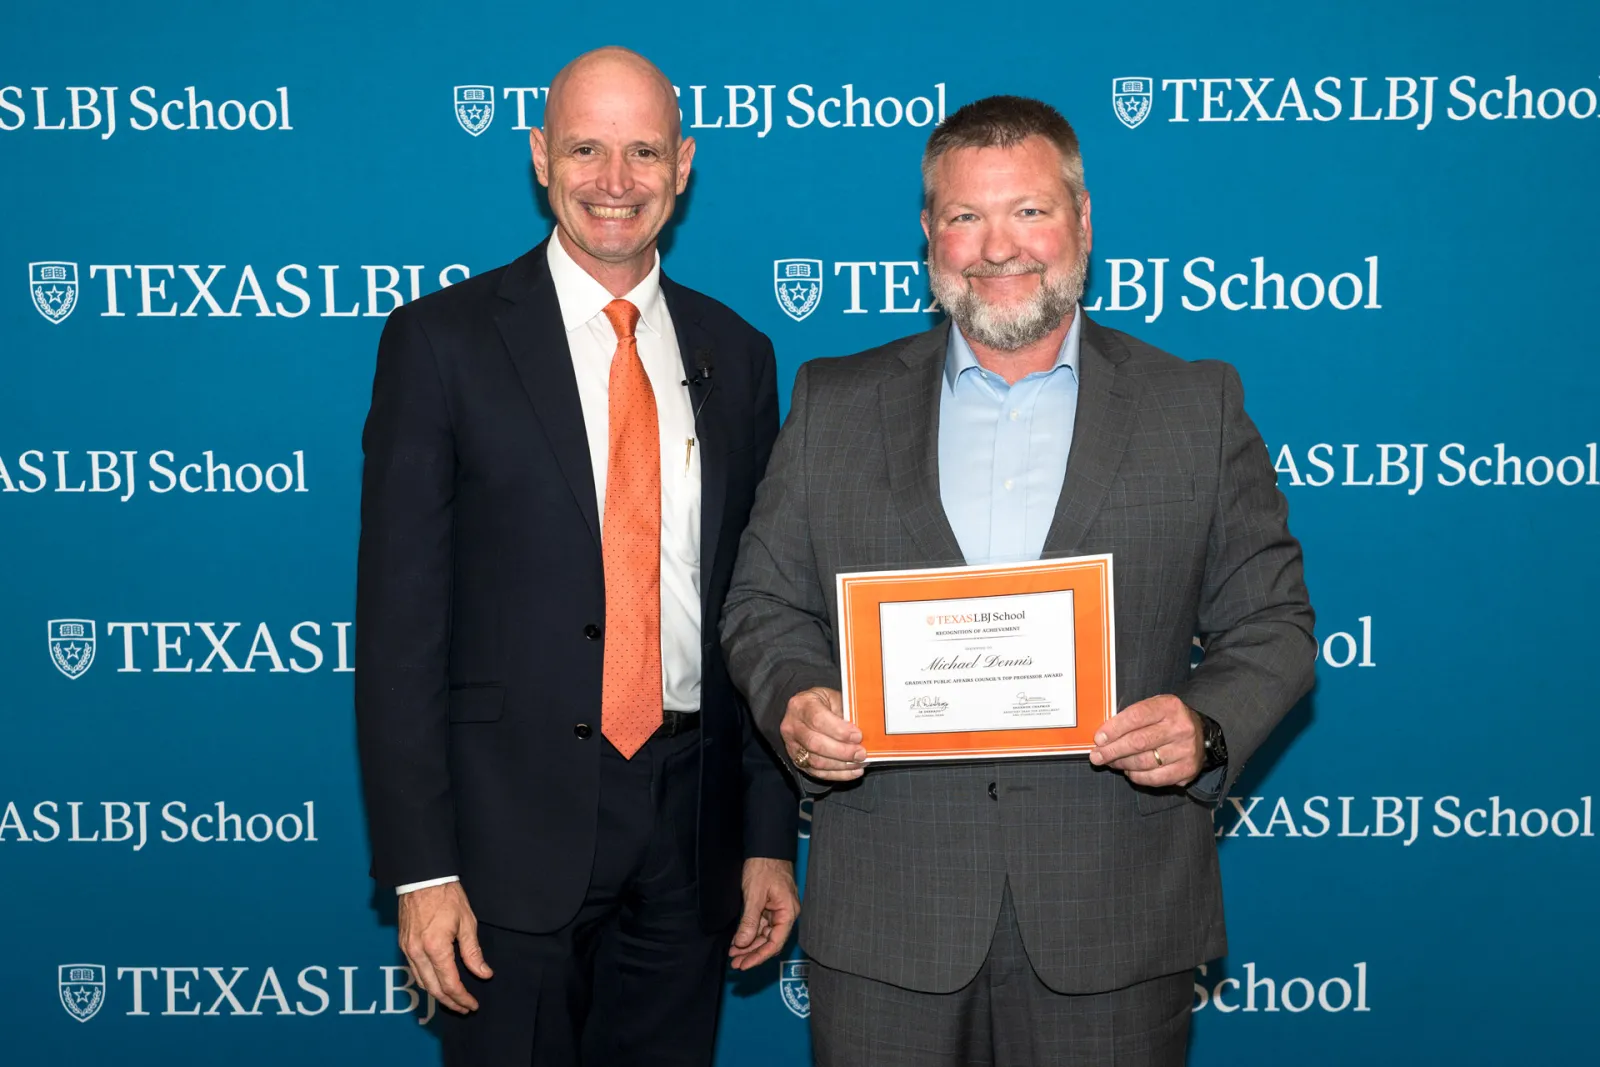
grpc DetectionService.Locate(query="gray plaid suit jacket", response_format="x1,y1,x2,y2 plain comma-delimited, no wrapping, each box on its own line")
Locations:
721,314,1314,995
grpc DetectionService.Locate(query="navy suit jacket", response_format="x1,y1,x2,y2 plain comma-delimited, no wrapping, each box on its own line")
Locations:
356,239,797,934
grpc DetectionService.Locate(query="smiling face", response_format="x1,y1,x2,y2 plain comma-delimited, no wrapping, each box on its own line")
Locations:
531,49,694,289
922,135,1091,351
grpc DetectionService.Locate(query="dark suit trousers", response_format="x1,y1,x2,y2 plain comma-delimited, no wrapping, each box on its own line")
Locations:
809,883,1191,1067
437,729,734,1067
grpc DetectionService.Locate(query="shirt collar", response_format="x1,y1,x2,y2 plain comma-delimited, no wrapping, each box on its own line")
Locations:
546,229,668,338
945,305,1083,389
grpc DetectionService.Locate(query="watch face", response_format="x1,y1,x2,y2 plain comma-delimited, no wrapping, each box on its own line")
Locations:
1204,718,1228,767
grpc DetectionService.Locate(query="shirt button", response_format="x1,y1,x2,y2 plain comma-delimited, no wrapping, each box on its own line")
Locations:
988,782,998,800
1004,479,1014,491
1009,410,1020,421
583,624,602,641
574,723,593,739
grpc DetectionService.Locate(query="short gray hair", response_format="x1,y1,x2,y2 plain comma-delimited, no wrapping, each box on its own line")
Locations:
922,95,1086,214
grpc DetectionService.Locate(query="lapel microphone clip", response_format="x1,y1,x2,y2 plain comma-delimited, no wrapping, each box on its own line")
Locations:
682,348,715,421
682,351,714,387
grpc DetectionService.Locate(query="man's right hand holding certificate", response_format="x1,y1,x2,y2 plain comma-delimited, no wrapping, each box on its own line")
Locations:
780,686,864,783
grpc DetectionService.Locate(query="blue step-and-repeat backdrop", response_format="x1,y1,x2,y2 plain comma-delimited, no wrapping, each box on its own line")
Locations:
4,1,1597,1063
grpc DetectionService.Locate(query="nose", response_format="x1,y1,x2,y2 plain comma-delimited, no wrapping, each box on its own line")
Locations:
596,149,632,199
978,220,1020,268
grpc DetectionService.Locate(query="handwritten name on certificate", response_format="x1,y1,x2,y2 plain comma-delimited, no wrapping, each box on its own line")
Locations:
879,591,1077,734
836,555,1116,763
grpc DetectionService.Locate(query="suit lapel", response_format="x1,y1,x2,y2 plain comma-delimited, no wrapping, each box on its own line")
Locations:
662,279,727,618
1042,315,1138,555
881,324,965,566
493,241,602,547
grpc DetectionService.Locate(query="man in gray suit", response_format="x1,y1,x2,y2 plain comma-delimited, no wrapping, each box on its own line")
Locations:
721,95,1314,1066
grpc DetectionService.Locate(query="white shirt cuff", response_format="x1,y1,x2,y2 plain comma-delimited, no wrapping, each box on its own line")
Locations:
395,875,459,896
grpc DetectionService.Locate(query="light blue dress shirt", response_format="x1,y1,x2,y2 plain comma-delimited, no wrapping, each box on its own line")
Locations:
937,309,1083,565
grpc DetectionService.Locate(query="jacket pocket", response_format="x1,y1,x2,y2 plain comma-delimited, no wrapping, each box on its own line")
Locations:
1133,786,1189,815
448,685,505,723
822,779,875,812
1103,473,1195,509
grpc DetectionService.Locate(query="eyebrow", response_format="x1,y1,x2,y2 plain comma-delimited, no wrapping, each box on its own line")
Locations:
558,134,671,153
940,193,1063,214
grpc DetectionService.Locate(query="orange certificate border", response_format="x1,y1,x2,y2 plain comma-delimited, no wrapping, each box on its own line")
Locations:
836,554,1116,763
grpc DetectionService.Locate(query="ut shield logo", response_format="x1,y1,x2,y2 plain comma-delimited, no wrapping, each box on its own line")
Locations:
779,959,810,1018
1112,77,1154,129
30,261,79,324
49,619,96,680
774,259,823,322
455,85,495,136
59,964,106,1022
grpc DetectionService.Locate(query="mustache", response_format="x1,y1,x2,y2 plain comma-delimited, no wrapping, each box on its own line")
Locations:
960,259,1048,279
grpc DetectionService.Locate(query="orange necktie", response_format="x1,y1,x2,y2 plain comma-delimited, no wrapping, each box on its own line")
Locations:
600,298,663,758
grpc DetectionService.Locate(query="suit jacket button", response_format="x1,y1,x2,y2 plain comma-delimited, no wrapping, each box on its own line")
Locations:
574,723,592,739
583,624,602,641
988,782,998,800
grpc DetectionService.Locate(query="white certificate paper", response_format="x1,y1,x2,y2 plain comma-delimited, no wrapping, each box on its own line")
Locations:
878,589,1078,735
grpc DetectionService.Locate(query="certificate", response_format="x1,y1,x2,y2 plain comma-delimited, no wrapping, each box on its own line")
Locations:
837,555,1116,763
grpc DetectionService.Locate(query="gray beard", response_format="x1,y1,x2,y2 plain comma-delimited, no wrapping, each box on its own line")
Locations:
929,242,1089,352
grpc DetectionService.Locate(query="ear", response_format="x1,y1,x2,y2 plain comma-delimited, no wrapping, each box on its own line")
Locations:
675,136,696,194
920,208,932,243
530,127,551,188
1079,190,1093,253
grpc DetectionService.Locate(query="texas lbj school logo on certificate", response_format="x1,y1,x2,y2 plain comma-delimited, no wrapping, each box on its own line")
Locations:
836,555,1117,762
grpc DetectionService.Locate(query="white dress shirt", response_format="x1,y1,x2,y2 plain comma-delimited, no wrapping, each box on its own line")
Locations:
397,233,703,896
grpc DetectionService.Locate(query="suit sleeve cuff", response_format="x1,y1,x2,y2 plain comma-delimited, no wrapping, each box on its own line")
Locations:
1186,764,1227,805
395,874,459,896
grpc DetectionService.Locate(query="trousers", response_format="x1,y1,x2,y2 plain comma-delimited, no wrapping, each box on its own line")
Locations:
809,883,1192,1067
436,728,732,1066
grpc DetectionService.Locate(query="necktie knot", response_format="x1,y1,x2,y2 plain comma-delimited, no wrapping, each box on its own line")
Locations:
604,298,640,341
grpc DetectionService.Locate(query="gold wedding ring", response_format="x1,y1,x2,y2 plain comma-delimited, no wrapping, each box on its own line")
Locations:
1153,747,1165,767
